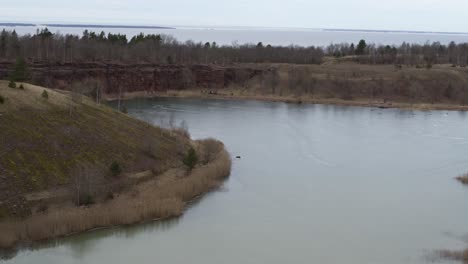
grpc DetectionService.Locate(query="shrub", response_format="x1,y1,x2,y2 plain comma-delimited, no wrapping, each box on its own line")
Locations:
183,147,198,171
42,90,49,99
78,194,95,206
19,84,24,90
110,161,122,177
456,173,468,184
0,95,4,104
8,80,16,88
438,249,468,262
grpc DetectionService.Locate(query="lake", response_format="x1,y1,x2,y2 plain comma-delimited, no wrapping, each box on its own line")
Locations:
4,98,468,264
4,25,468,46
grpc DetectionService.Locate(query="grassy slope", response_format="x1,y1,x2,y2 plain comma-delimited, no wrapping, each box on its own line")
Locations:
0,81,187,217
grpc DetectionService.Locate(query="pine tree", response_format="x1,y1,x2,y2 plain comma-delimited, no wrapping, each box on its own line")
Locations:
11,57,28,82
183,147,198,171
110,161,122,177
42,90,48,99
8,80,16,88
356,39,367,55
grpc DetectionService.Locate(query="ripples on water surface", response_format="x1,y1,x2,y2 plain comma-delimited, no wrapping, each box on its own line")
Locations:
5,98,468,264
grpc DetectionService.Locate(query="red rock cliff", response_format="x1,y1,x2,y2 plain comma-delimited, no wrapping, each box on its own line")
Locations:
0,62,266,95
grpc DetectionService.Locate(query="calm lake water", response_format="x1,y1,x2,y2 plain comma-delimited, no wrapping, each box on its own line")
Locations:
5,98,468,264
5,25,468,46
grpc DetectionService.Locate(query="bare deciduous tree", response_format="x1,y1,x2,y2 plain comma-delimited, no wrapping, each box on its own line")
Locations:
70,163,97,206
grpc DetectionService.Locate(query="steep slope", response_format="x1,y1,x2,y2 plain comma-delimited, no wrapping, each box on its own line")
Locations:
0,81,231,249
0,81,185,213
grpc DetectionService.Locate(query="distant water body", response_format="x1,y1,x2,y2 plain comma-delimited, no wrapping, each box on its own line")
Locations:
3,24,468,46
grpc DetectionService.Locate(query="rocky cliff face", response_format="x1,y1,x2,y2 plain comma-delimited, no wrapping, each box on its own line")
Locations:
0,62,266,95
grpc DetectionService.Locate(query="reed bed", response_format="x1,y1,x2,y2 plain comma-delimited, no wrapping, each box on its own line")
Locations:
456,173,468,184
0,140,231,249
437,249,468,262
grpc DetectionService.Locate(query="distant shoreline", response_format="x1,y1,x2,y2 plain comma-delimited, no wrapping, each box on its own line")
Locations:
323,28,468,35
0,23,35,27
0,23,175,30
2,23,468,36
104,90,468,112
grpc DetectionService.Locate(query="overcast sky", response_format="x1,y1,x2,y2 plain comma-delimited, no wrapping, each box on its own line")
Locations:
3,0,468,32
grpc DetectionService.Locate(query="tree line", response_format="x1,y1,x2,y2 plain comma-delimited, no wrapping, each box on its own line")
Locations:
1,29,468,66
0,29,323,64
327,39,468,66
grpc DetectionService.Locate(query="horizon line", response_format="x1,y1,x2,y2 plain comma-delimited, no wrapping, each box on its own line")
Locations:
1,22,468,35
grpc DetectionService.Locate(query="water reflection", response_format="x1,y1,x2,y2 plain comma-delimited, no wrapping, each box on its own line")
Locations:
5,98,468,264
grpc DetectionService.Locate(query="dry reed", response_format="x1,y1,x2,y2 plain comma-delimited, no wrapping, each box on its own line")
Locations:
437,249,468,262
456,173,468,184
0,140,231,249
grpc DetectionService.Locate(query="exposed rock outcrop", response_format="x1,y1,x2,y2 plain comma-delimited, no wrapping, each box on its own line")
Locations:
0,62,266,95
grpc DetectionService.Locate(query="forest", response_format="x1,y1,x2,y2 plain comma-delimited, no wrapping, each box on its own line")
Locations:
1,28,468,66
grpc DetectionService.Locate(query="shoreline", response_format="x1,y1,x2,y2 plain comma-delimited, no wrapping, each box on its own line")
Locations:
104,90,468,112
0,140,232,251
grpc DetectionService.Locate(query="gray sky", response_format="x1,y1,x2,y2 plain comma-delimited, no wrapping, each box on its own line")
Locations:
3,0,468,32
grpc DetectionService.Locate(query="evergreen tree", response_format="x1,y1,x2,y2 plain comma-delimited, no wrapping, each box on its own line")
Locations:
10,57,28,82
0,29,6,57
356,39,367,55
8,80,16,88
110,161,122,177
41,90,48,99
183,147,198,171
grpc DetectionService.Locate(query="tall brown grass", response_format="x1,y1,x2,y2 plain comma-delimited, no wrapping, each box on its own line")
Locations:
456,173,468,184
0,139,231,249
437,249,468,262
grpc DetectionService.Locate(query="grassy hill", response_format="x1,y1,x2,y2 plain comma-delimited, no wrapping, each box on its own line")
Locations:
0,80,189,217
0,81,231,249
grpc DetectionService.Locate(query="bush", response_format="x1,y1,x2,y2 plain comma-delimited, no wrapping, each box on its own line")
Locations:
8,80,16,88
78,194,95,206
19,84,24,90
0,95,4,104
456,173,468,184
183,147,198,171
41,90,48,99
110,161,122,177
